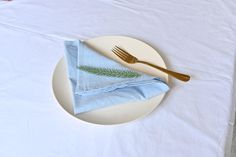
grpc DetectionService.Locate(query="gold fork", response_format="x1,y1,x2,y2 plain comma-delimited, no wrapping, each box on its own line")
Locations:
112,46,190,82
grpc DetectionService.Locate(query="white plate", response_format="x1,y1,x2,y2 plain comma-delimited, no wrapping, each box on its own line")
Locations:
52,36,168,125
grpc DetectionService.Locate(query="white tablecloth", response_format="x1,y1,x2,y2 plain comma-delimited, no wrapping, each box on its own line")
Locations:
0,1,236,157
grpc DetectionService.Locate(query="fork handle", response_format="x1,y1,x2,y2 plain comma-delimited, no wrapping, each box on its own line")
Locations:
137,61,190,82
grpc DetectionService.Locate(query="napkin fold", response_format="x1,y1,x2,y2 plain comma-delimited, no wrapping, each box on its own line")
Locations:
64,40,169,114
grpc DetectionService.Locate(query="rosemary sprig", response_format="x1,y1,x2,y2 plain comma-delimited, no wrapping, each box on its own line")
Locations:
77,65,141,78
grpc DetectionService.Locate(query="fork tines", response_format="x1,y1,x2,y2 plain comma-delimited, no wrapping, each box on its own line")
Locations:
112,46,134,58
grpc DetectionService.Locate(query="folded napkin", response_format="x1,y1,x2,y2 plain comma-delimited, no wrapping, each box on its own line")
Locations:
64,40,169,114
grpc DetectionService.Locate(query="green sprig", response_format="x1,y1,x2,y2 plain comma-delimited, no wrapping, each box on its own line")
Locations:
77,65,141,78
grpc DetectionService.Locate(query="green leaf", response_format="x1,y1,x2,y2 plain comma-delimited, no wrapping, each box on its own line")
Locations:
77,65,141,78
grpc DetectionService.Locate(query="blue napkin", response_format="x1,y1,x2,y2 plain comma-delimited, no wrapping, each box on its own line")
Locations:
64,40,169,114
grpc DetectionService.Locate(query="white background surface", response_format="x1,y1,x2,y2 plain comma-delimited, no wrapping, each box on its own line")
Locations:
0,0,236,157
